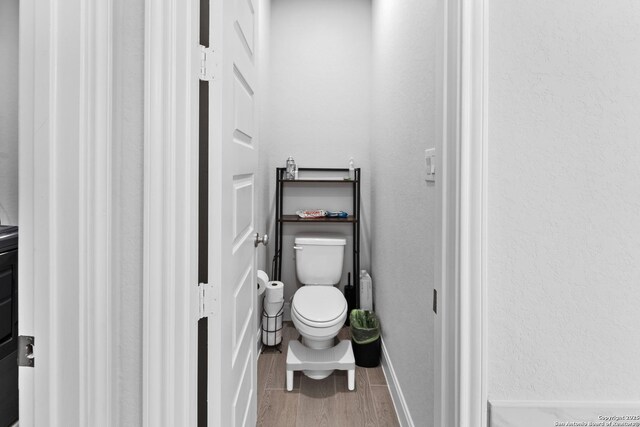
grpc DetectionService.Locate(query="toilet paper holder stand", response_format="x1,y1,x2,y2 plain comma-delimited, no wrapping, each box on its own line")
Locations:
261,299,285,353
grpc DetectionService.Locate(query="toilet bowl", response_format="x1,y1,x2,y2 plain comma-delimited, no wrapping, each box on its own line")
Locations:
291,286,347,347
290,233,348,380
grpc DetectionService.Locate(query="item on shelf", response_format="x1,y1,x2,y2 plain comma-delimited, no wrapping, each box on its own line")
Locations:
285,156,296,180
295,209,327,219
293,164,299,180
326,211,348,218
348,158,355,180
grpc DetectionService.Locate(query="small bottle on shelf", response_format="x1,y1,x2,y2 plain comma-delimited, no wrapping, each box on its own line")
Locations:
286,156,296,180
348,158,355,180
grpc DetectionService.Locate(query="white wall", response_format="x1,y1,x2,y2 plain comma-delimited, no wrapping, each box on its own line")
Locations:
371,0,438,424
0,0,19,225
264,0,372,301
488,0,640,406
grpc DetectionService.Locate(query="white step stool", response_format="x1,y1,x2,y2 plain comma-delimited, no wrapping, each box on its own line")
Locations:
286,340,356,391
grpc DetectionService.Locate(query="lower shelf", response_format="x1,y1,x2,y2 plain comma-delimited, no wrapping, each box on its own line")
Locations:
279,215,357,223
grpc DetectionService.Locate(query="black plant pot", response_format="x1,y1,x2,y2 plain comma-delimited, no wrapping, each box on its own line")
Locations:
352,337,381,368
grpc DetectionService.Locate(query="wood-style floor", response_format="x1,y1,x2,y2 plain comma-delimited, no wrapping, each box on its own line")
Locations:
257,322,400,427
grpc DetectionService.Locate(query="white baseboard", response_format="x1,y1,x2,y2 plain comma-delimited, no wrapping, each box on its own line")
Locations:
380,338,415,427
489,400,640,427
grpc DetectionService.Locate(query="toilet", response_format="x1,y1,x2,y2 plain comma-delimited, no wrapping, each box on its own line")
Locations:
290,233,350,381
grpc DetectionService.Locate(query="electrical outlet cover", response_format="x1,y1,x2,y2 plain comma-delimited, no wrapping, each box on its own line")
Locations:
425,148,436,182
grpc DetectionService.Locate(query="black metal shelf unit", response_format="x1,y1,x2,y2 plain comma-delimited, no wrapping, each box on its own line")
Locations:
273,167,361,307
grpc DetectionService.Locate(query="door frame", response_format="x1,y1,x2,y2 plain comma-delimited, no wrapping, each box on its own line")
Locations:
142,0,489,426
142,0,200,426
436,0,488,426
19,0,116,425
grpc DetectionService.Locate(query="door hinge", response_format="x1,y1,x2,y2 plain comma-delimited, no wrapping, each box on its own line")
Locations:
18,335,35,367
199,45,216,81
198,282,218,319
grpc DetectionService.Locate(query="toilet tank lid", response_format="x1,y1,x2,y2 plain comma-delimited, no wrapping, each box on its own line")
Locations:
295,233,346,246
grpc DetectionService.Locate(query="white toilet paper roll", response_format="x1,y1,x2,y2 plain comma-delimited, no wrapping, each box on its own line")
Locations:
265,281,284,302
262,312,283,346
262,312,283,332
263,299,284,316
257,270,269,296
257,270,269,283
262,328,282,346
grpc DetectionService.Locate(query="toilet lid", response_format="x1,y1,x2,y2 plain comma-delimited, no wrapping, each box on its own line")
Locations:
292,286,347,324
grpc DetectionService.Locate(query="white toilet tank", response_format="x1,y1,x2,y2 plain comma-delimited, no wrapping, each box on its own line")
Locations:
294,233,346,285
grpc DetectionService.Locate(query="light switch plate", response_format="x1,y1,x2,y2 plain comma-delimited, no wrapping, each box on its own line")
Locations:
425,148,436,182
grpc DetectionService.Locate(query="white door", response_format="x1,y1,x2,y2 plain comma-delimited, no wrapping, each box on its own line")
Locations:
207,0,260,425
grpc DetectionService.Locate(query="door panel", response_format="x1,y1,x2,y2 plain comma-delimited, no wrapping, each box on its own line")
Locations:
233,72,255,147
232,176,254,249
233,266,253,358
235,0,255,54
208,0,259,425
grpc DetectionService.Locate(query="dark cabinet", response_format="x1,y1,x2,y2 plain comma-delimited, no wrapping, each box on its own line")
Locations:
0,227,18,427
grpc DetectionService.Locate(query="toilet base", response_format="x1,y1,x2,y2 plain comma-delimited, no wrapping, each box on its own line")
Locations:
301,336,334,350
286,340,355,391
303,369,334,380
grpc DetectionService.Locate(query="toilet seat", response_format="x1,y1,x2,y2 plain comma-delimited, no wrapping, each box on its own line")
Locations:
292,286,347,328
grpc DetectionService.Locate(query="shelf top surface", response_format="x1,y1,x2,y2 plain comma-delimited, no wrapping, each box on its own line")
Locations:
279,214,357,223
276,167,361,172
277,167,360,183
279,178,355,183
